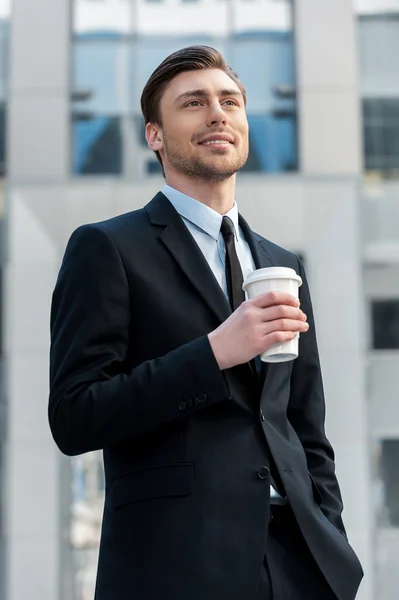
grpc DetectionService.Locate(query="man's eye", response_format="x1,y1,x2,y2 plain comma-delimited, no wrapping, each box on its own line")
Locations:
223,100,237,106
186,101,201,107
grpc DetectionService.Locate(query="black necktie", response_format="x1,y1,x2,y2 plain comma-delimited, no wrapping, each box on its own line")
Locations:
220,216,245,311
221,218,284,497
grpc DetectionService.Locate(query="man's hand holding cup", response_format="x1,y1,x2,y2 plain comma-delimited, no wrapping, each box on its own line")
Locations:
209,267,308,370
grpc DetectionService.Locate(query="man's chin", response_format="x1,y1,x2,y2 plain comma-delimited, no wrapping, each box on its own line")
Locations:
166,152,248,181
192,158,246,181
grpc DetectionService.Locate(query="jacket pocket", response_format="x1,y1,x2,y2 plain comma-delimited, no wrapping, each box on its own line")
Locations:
112,463,195,508
308,472,323,506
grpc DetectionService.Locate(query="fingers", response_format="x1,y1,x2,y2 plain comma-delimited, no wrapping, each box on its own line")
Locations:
258,304,307,324
263,330,299,347
263,317,309,336
251,291,300,310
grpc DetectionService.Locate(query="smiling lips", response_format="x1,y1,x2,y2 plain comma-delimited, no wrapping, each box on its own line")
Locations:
202,140,231,146
198,134,235,148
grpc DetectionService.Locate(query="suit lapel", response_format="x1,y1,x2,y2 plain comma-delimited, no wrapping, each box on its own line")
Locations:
240,216,297,409
238,214,274,272
239,215,281,391
145,193,283,396
145,192,231,325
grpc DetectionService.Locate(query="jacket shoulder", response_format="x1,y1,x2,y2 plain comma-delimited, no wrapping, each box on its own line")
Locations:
253,231,303,270
67,207,149,247
90,208,148,236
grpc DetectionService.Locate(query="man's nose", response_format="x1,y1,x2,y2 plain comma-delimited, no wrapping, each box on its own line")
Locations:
207,102,227,127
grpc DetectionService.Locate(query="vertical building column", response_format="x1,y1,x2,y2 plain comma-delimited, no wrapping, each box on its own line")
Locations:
296,0,362,175
295,2,374,600
5,2,71,600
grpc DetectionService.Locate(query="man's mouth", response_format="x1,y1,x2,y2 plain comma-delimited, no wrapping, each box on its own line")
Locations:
201,139,232,146
198,133,235,146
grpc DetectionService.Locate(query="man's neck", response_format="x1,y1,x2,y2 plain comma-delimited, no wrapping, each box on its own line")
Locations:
165,173,236,215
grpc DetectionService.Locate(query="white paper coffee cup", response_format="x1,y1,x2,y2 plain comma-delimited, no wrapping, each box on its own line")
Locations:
242,267,303,363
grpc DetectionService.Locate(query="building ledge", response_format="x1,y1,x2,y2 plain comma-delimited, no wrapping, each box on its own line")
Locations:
364,241,399,265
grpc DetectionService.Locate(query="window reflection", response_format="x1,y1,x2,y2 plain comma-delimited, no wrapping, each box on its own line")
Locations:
245,114,297,173
0,103,5,177
359,14,399,179
72,116,123,175
372,300,399,350
363,99,399,177
72,2,297,177
377,440,399,528
0,17,8,178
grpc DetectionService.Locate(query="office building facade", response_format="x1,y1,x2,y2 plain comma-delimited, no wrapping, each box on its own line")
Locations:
2,1,399,599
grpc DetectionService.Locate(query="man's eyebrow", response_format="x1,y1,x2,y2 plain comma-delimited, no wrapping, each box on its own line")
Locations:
175,88,242,103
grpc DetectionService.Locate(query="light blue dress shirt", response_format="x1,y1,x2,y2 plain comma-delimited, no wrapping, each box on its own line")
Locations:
162,184,280,500
162,184,256,298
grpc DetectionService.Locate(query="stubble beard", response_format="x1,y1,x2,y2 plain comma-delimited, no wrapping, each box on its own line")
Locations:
163,133,248,183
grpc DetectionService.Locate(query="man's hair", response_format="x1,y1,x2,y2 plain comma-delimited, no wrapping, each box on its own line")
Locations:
140,45,246,171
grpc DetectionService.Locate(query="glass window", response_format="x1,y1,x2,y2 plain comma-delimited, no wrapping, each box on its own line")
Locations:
73,35,128,115
72,115,123,175
371,300,399,350
359,14,399,179
232,33,297,173
72,0,297,177
74,0,130,36
146,159,163,174
379,439,399,527
363,99,399,177
0,20,8,100
0,18,8,177
0,103,5,177
359,14,399,97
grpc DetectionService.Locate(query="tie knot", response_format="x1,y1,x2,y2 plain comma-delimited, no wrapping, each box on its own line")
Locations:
220,216,235,239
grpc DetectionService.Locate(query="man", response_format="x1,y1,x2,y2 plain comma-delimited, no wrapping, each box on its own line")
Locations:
49,46,363,599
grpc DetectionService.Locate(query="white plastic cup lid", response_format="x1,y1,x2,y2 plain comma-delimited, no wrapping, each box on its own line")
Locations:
242,267,302,292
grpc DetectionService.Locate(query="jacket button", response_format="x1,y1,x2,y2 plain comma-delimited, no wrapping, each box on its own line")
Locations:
178,401,187,411
196,393,208,404
257,466,270,480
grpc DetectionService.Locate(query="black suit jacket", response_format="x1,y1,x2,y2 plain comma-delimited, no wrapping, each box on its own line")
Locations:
49,192,363,600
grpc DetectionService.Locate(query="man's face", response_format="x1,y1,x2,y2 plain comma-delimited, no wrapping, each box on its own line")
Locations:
146,68,249,182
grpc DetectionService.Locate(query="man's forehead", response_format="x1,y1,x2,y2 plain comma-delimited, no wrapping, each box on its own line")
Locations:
163,69,241,101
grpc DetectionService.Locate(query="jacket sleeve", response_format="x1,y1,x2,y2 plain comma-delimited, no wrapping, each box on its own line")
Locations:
49,224,230,457
287,257,346,534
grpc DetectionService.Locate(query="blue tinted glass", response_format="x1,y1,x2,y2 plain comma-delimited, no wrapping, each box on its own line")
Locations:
231,33,297,173
0,104,5,177
0,20,8,176
72,32,297,175
0,21,8,102
244,114,297,173
73,35,127,114
363,98,399,174
147,160,163,174
230,33,295,114
72,116,122,175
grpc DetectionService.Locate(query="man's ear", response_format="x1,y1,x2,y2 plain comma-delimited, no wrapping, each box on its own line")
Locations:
145,123,163,152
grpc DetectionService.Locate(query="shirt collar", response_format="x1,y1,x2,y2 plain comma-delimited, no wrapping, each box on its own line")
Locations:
162,184,239,241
